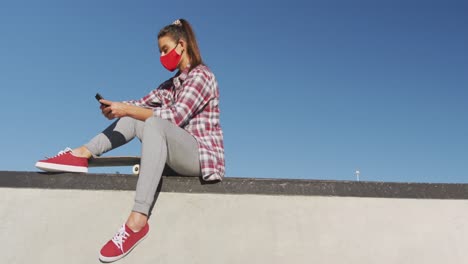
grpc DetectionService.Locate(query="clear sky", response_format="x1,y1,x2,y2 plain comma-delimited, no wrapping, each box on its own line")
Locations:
0,0,467,183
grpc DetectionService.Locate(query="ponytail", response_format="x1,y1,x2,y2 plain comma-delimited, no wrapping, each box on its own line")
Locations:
158,19,204,71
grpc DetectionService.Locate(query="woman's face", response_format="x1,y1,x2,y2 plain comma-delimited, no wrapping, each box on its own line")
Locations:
158,35,182,56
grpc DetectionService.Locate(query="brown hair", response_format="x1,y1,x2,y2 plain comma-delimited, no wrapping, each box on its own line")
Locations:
158,19,203,71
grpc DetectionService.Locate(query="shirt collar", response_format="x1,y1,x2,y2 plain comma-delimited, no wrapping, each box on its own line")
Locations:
173,64,191,89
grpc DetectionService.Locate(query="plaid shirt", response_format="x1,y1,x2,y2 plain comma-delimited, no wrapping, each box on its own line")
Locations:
125,64,225,181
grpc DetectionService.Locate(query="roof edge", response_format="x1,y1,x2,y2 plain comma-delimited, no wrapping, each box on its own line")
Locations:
1,171,468,199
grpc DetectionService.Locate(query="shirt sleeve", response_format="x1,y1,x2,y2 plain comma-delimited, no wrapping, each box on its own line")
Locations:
123,97,152,108
153,71,213,127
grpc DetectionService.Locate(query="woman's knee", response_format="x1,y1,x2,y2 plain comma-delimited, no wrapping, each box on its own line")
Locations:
144,116,164,127
118,116,136,125
144,116,170,135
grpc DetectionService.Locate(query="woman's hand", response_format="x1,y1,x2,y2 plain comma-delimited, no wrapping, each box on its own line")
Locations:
99,99,153,121
100,99,128,120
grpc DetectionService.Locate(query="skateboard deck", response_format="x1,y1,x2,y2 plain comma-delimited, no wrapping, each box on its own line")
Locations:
88,156,180,176
88,156,141,174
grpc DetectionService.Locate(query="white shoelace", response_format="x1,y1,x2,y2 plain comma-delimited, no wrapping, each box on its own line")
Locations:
112,224,129,253
45,147,73,159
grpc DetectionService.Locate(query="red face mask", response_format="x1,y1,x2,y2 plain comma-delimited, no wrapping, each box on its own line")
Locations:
160,43,182,72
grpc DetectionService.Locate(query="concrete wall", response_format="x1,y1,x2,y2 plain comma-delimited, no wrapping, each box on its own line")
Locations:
1,187,467,264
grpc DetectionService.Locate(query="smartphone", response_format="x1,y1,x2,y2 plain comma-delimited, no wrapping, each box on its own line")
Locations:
95,93,110,106
95,93,104,102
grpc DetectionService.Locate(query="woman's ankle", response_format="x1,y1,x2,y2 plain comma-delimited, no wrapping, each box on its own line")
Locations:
72,146,93,159
126,211,148,232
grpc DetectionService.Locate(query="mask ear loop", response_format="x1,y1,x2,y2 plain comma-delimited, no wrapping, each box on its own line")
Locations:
174,40,185,56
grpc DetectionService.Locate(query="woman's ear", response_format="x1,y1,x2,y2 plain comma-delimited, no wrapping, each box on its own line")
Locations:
178,39,186,50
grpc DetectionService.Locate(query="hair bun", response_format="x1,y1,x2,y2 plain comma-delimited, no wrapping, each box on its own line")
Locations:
172,19,182,26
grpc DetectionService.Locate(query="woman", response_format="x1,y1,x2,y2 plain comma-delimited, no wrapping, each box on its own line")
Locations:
35,19,225,262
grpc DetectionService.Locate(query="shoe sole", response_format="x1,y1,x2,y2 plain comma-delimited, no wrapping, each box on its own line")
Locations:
35,162,88,173
99,232,149,263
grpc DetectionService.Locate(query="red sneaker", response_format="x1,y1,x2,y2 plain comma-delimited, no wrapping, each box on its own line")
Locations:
99,223,150,262
35,148,88,173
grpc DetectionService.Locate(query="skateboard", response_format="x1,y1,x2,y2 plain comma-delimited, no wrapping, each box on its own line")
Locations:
88,156,179,176
88,156,141,175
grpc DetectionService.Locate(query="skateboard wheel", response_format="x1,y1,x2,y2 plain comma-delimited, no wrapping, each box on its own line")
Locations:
132,164,140,175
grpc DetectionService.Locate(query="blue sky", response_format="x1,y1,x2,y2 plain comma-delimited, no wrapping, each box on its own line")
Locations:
0,0,467,183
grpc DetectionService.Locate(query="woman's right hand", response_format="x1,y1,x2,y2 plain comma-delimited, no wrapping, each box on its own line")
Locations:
100,103,116,120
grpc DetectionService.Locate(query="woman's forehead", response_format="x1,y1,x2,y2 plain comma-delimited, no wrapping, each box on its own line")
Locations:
158,35,176,47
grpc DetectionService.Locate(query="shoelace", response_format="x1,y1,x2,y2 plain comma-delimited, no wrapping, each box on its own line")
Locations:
112,224,129,253
45,147,73,159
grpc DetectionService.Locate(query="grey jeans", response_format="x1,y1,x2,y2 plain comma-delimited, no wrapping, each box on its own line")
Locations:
84,116,201,215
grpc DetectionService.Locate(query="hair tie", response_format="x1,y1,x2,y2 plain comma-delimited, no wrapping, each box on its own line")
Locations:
172,19,182,26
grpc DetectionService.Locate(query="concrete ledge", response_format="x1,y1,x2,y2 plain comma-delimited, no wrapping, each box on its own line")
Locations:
2,172,468,263
1,171,468,199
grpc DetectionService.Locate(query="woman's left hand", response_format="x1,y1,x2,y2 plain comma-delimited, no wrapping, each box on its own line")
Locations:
100,99,129,119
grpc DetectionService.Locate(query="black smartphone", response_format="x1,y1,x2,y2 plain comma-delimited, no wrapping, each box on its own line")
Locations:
95,93,104,102
96,93,111,106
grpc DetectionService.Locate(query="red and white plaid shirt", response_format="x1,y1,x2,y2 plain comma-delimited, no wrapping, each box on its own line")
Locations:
125,64,225,181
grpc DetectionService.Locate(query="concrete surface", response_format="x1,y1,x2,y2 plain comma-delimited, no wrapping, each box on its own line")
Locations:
1,187,467,264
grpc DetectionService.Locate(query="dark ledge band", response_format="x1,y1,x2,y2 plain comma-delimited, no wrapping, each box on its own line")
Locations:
1,171,468,199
